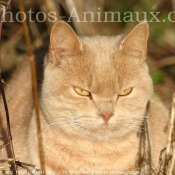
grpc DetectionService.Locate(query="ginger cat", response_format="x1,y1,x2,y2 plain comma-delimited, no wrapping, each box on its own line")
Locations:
0,21,169,174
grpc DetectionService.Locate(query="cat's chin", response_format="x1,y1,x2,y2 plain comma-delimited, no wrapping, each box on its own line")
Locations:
80,124,134,142
91,124,112,135
89,125,110,141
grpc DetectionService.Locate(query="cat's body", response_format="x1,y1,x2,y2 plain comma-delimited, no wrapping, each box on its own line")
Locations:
0,21,169,174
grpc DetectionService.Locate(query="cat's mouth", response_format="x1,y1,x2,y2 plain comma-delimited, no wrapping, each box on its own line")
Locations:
91,124,110,134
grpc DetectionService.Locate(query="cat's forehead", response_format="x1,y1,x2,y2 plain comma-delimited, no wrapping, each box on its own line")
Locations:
73,36,141,96
80,36,122,52
80,35,139,74
80,36,122,68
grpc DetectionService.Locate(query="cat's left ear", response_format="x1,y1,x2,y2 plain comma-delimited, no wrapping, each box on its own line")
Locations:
49,21,82,64
119,21,149,60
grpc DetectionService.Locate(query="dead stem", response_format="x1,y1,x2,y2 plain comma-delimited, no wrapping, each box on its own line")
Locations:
18,0,45,173
161,93,175,174
0,0,17,174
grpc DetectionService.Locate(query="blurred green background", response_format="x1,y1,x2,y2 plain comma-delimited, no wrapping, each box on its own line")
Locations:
1,0,175,107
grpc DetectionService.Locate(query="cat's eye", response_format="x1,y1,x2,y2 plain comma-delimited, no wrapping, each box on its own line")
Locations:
74,87,91,97
119,87,132,96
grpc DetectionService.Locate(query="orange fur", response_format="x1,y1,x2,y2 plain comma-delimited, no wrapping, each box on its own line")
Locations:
0,21,169,174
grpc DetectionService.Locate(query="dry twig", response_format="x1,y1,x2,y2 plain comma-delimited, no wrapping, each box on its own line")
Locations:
161,93,175,174
155,56,175,68
18,0,45,173
0,0,17,174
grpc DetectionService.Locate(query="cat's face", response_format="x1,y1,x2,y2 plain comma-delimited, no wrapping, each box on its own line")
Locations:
41,21,153,141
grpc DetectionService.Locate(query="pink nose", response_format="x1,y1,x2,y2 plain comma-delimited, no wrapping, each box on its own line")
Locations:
100,112,113,123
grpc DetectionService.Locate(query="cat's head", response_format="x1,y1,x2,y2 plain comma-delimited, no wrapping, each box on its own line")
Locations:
41,21,153,141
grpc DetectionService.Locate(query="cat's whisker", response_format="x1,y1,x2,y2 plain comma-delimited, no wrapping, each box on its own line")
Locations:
42,117,96,134
124,124,146,133
116,116,147,124
151,121,168,126
42,121,75,132
117,127,136,145
150,100,165,106
43,121,61,128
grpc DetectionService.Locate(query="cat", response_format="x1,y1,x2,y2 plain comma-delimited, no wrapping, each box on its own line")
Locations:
0,21,169,175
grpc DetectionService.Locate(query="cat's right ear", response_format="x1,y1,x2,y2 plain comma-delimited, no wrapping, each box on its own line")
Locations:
49,21,82,64
119,21,149,61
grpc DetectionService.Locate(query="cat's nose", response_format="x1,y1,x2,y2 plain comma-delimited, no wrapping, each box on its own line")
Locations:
100,112,113,124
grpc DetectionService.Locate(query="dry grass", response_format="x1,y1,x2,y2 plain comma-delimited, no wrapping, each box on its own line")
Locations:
158,94,175,175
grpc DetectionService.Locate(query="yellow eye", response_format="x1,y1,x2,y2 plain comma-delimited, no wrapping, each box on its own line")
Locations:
74,87,91,96
119,87,132,96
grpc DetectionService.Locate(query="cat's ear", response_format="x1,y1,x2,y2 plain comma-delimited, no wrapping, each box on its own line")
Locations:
49,21,82,64
119,21,149,60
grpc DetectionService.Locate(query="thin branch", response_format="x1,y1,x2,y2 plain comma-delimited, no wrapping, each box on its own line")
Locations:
0,0,17,174
167,94,175,154
18,0,45,173
167,94,175,174
172,0,175,12
162,93,175,174
155,56,175,69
